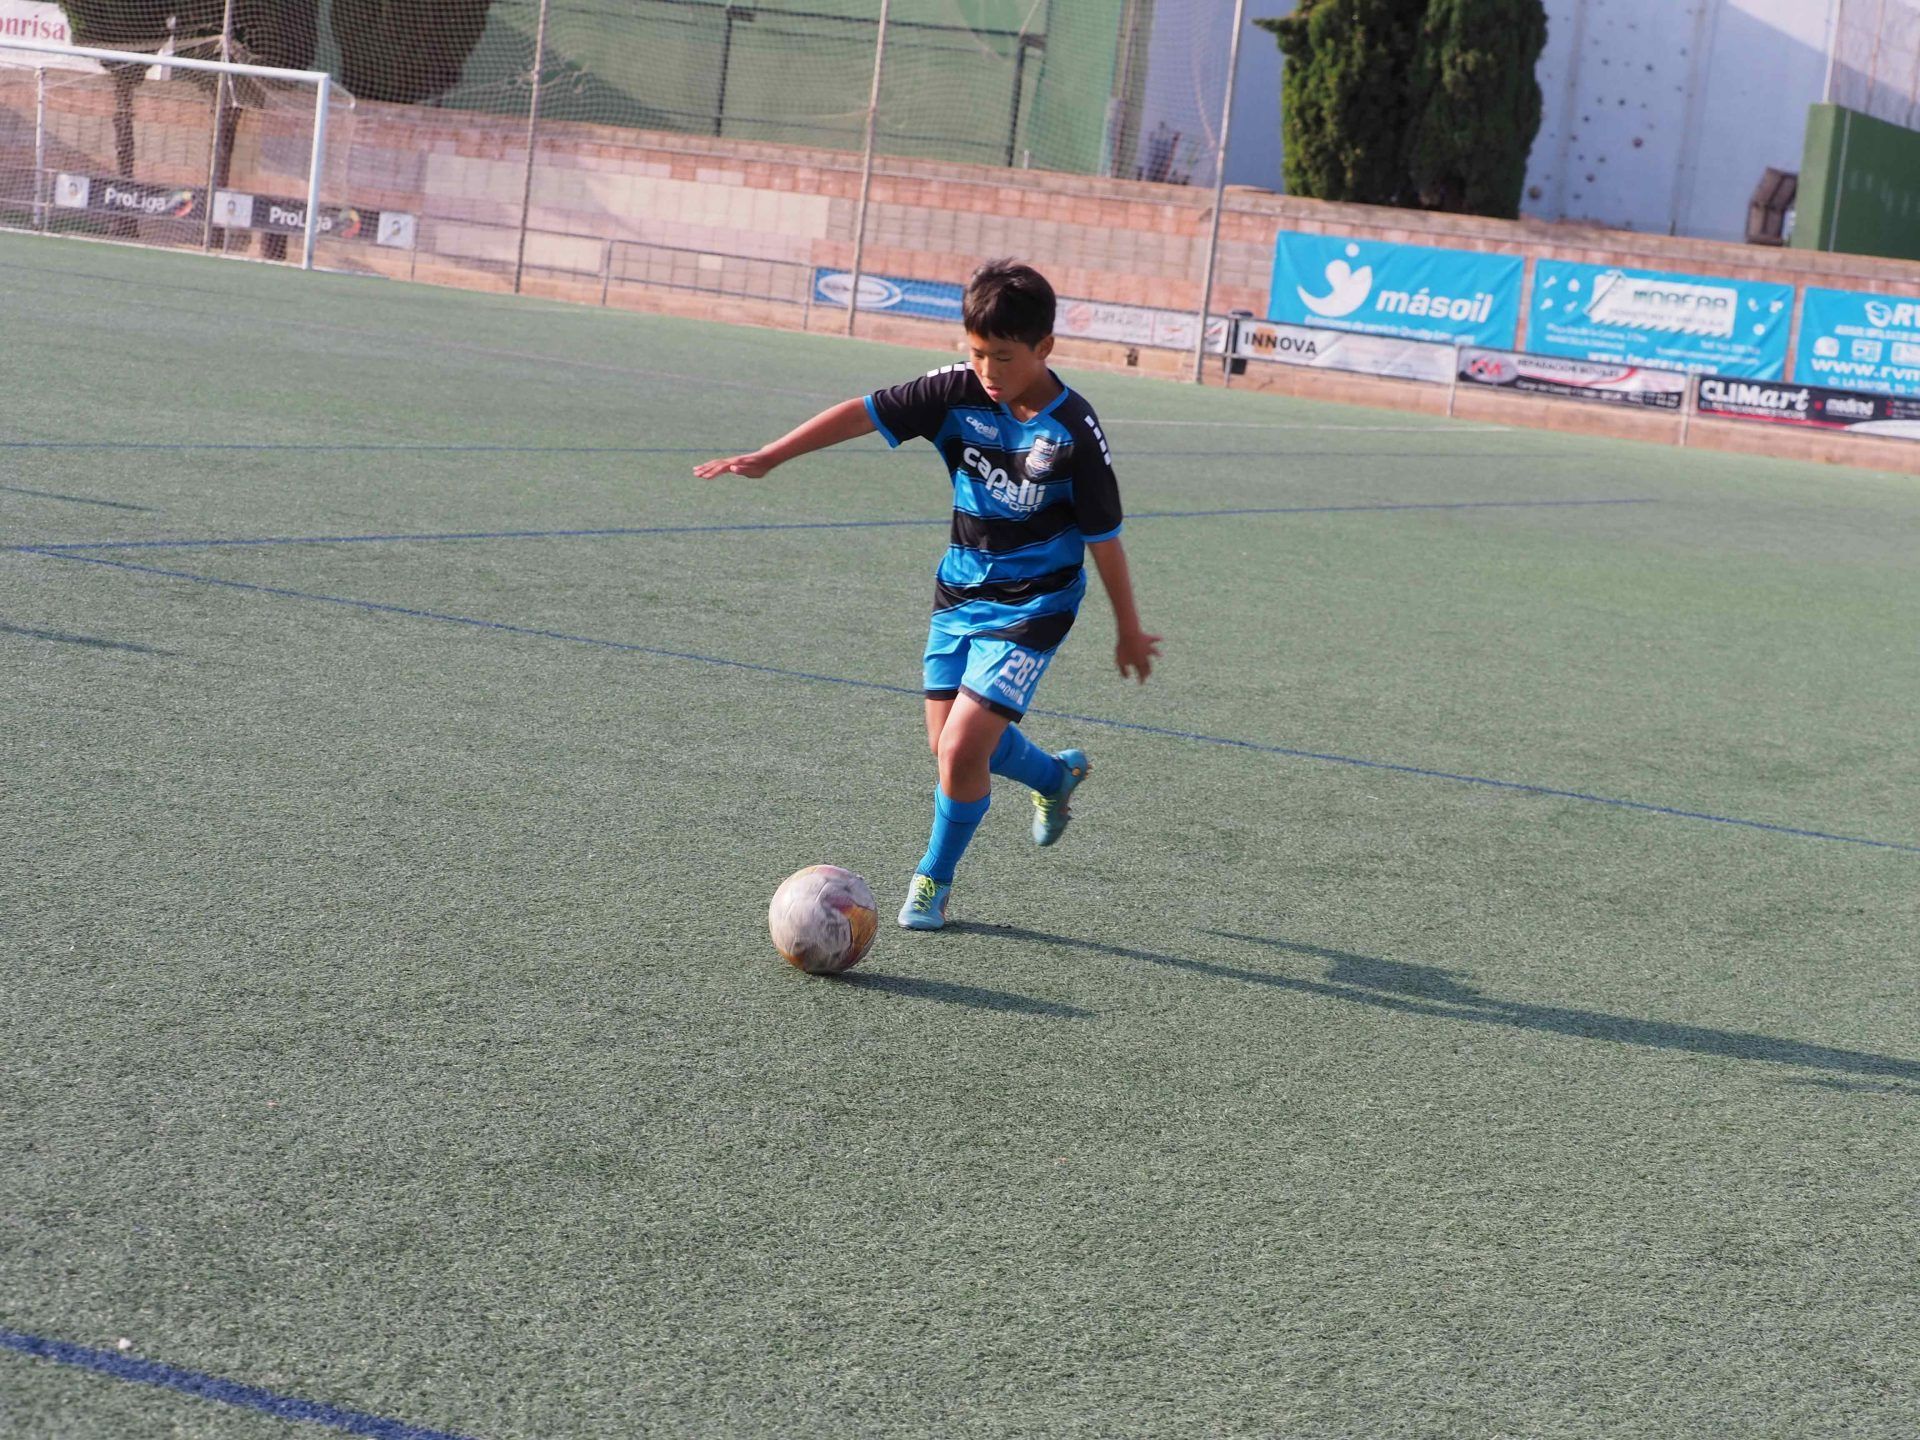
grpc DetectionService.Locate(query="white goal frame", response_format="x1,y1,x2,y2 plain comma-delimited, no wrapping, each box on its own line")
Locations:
1,35,333,270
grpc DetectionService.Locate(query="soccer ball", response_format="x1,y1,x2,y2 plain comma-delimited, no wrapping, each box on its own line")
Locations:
768,865,878,975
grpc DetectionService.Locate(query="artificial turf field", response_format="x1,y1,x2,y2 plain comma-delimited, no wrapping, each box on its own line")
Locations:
3,227,1918,1440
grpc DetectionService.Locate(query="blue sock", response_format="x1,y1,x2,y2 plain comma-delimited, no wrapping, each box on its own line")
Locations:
990,726,1067,796
916,787,991,884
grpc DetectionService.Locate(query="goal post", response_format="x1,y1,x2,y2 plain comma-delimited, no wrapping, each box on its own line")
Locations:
0,34,333,269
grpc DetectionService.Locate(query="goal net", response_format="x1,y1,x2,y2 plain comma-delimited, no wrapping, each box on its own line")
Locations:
0,18,361,266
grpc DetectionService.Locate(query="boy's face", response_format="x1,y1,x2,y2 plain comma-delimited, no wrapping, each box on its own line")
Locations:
966,332,1055,406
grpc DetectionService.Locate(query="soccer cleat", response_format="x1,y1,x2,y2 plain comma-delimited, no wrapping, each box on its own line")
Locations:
1031,748,1091,846
897,873,953,930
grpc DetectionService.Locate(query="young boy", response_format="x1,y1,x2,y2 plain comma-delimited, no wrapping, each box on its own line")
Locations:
694,260,1160,930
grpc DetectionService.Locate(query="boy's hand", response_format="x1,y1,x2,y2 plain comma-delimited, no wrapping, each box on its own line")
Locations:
693,451,778,479
1115,628,1163,684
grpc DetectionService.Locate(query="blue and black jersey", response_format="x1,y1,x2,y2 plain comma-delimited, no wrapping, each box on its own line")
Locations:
865,364,1122,652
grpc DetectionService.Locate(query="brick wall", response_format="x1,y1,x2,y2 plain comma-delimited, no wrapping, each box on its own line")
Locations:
9,73,1918,473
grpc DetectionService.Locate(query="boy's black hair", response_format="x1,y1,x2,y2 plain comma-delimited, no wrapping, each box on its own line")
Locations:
962,259,1055,347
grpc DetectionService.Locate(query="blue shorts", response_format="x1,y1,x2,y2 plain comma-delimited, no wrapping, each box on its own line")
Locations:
923,626,1059,721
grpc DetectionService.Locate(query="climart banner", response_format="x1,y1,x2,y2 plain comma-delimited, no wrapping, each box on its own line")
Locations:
1233,319,1456,385
1268,233,1523,348
1696,376,1920,439
1795,287,1920,399
1456,349,1687,410
1529,260,1792,379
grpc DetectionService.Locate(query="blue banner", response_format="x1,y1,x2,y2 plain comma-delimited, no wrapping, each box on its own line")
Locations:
813,269,962,322
1528,260,1792,379
1795,287,1920,398
1268,233,1523,347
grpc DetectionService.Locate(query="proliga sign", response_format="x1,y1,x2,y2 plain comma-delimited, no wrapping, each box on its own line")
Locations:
54,172,414,246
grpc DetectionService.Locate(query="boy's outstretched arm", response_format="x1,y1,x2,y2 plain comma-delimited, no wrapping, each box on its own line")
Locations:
693,398,875,479
1087,536,1162,683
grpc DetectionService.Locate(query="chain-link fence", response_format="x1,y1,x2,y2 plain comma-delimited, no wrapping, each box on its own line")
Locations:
1825,0,1920,128
1,0,1248,370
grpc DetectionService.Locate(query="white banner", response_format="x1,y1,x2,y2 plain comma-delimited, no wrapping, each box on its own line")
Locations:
0,1,101,71
1457,348,1688,410
1056,297,1229,354
1232,319,1456,385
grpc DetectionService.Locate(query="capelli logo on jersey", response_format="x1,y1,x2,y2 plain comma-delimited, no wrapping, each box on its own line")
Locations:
961,413,999,441
964,445,1045,514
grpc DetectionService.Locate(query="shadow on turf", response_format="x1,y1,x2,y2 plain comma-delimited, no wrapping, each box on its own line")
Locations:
961,924,1920,1084
835,967,1095,1020
0,622,173,655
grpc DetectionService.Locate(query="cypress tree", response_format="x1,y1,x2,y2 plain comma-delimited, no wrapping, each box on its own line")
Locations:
1255,0,1427,206
1402,0,1548,218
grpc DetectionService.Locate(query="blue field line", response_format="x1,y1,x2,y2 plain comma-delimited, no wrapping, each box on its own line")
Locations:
0,440,764,455
24,546,1917,856
10,497,1656,554
0,483,155,512
0,1327,478,1440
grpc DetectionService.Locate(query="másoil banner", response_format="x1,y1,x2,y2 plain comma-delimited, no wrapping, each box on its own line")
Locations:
1457,349,1687,410
1696,376,1920,440
1268,232,1523,348
1232,319,1456,385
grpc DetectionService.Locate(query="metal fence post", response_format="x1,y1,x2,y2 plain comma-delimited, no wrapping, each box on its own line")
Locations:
513,0,553,295
846,0,892,337
1866,0,1889,113
33,65,47,230
1190,0,1248,383
201,0,234,252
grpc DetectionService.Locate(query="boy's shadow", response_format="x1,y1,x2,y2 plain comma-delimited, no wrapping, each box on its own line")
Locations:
959,923,1920,1088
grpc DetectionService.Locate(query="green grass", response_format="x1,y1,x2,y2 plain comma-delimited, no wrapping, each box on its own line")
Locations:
4,229,1919,1440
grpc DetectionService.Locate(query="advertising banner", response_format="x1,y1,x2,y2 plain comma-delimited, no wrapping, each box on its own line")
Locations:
1795,287,1920,399
813,269,964,323
1268,233,1523,348
1456,349,1687,410
53,173,199,220
1696,376,1920,439
54,172,412,245
1055,296,1229,354
212,188,414,247
1529,259,1792,379
816,270,1227,353
0,1,101,71
1233,319,1456,385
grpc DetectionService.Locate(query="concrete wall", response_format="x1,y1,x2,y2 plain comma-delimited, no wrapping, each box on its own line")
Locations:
1525,0,1839,242
1214,0,1847,243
